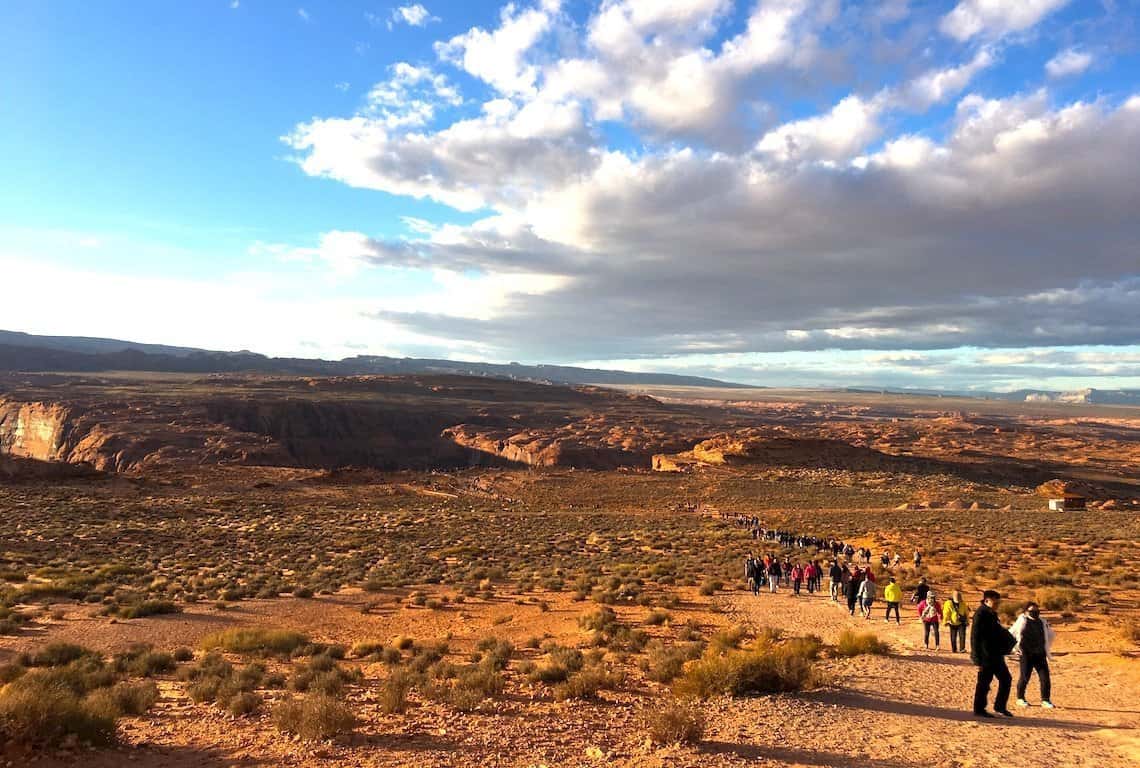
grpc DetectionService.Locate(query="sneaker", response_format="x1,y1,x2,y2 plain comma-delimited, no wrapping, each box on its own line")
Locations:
1041,701,1055,709
1016,699,1029,707
974,711,995,719
996,709,1015,718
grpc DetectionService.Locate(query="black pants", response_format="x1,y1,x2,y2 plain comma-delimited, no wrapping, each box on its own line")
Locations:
793,580,802,595
1017,653,1051,702
949,624,967,653
885,602,900,622
924,622,940,647
974,661,1012,714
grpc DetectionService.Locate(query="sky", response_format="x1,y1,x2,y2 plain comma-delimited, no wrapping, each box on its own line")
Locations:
1,0,1138,391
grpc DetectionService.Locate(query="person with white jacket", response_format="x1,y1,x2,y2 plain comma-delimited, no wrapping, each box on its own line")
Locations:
1010,601,1056,708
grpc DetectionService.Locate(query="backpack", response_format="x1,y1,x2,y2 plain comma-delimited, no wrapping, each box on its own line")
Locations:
947,601,962,625
922,601,939,622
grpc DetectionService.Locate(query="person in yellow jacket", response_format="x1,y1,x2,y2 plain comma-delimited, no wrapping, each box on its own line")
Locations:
944,589,971,653
883,577,903,624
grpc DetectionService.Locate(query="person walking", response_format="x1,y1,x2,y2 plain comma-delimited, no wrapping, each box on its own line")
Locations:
883,577,902,624
791,563,804,596
767,558,781,593
913,549,923,570
858,574,876,619
846,567,863,617
943,590,970,653
971,590,1018,719
918,591,942,649
1011,601,1055,709
829,560,844,602
911,577,930,605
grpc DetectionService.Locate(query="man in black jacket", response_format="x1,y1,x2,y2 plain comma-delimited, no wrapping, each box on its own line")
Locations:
971,589,1017,718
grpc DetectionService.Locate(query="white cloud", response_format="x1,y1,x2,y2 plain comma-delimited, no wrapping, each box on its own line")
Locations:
1046,48,1092,78
898,48,995,110
436,1,559,96
297,7,310,23
940,0,1070,41
390,4,437,29
755,94,884,164
229,0,239,9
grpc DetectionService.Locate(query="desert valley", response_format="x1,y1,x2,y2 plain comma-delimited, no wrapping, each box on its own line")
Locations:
2,370,1140,767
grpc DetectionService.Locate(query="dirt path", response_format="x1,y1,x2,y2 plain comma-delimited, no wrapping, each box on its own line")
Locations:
698,587,1140,768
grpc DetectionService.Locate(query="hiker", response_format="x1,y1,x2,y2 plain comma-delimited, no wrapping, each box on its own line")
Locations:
804,561,818,594
891,552,901,569
913,549,923,569
791,563,804,596
911,577,930,605
745,556,762,596
846,567,863,617
971,590,1018,719
782,557,793,586
918,591,942,649
880,551,890,569
883,577,902,624
943,590,970,653
829,560,843,602
858,574,876,619
1011,601,1055,709
767,558,781,593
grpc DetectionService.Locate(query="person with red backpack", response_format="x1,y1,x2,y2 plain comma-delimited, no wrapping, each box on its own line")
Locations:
918,591,942,649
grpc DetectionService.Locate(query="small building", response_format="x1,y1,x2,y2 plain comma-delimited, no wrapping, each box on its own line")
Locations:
1048,495,1086,512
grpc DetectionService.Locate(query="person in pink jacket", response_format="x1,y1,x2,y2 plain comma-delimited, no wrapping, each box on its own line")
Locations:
918,592,942,650
791,564,804,596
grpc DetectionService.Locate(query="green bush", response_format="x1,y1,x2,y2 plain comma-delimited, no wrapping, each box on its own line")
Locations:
200,628,309,656
674,637,820,699
273,694,355,741
645,700,706,746
0,672,117,747
834,630,891,657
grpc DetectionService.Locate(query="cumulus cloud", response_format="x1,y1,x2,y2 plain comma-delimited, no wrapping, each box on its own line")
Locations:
1046,47,1092,77
391,4,436,28
940,0,1070,41
281,1,1140,370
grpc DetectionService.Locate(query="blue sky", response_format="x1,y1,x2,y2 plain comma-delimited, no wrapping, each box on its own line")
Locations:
1,1,1138,390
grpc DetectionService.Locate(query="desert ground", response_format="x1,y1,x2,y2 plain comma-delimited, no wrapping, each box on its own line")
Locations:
2,373,1140,767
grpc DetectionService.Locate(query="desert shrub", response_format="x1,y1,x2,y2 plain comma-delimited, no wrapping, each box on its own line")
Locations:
674,638,820,699
708,625,748,654
834,630,891,657
645,609,671,626
86,680,159,716
474,637,514,670
273,694,354,741
200,627,309,656
552,666,621,702
115,600,180,619
173,647,194,662
226,691,262,716
29,642,98,668
699,579,723,596
578,606,619,633
1035,587,1081,612
113,646,176,677
645,700,706,746
642,641,701,683
0,671,117,747
350,641,387,659
0,662,26,685
378,669,415,714
293,586,314,599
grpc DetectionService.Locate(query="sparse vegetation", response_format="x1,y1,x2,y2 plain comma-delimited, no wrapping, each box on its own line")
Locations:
645,700,706,746
834,630,891,657
273,694,355,741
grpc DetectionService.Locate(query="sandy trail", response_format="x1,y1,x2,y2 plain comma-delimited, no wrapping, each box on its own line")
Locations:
699,586,1140,768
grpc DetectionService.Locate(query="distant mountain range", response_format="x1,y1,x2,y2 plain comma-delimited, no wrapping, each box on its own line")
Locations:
0,330,745,389
844,385,1140,406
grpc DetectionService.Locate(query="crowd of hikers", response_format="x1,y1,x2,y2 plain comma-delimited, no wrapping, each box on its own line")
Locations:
727,514,1057,717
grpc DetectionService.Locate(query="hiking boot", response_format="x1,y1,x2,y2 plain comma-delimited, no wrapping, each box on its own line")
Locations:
974,711,995,719
1016,699,1029,707
1041,701,1055,709
996,709,1015,717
